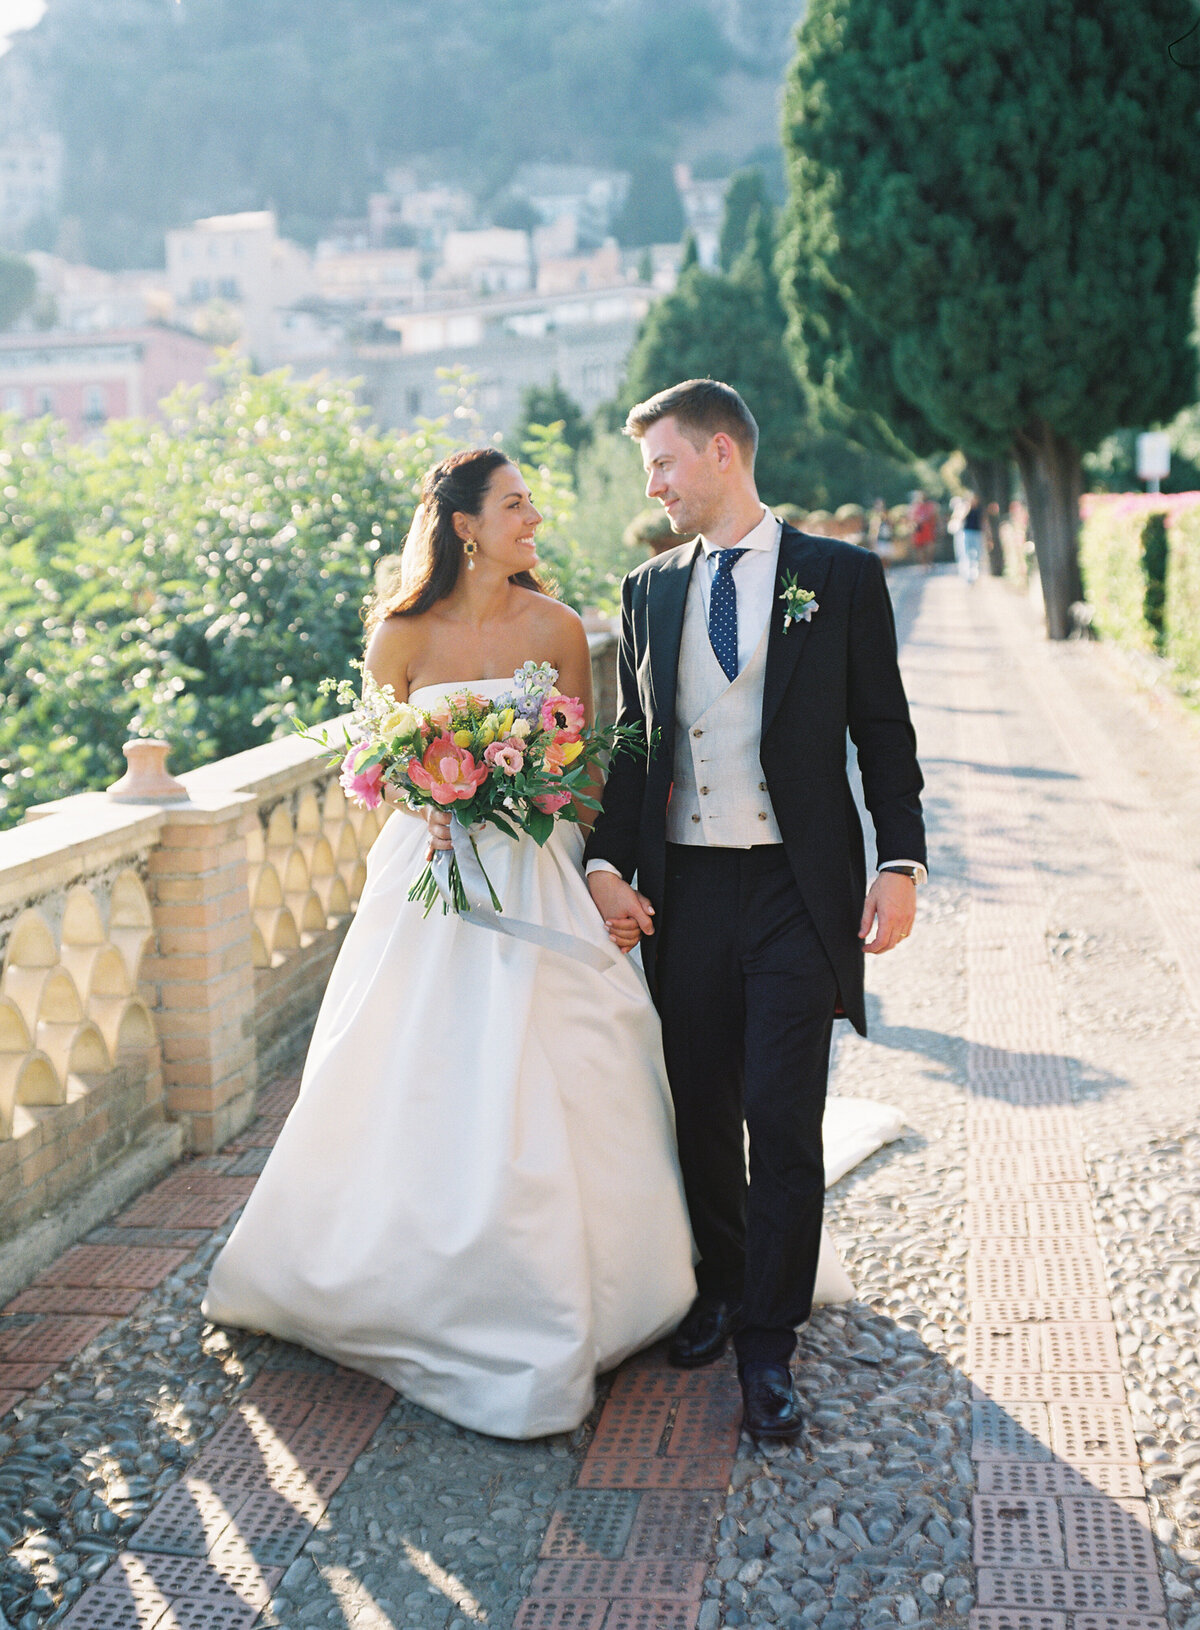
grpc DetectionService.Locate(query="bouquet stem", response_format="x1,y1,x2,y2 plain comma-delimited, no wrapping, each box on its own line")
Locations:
407,836,502,917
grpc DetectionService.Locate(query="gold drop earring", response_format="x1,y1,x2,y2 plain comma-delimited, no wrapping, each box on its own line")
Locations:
465,537,478,570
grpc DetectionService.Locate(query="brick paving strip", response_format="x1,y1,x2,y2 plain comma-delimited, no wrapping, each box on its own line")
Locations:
957,584,1169,1630
511,1354,741,1629
0,1074,393,1629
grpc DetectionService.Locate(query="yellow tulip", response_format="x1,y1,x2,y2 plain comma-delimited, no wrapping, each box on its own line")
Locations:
497,707,516,734
561,740,584,764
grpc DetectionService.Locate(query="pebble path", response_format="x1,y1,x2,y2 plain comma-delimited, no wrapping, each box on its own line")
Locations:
1,567,1199,1629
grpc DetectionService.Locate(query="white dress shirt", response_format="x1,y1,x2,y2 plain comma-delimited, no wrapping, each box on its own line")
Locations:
696,506,781,672
586,508,927,883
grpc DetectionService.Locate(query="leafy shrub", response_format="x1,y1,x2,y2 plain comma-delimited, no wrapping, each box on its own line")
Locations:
1078,493,1200,689
1164,503,1200,689
1141,511,1168,650
1078,496,1159,654
0,360,583,826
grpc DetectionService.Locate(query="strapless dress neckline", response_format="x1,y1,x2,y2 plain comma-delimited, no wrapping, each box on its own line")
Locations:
407,677,513,707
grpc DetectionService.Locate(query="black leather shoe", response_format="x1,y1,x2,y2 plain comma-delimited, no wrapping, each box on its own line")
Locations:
668,1298,742,1368
739,1361,804,1440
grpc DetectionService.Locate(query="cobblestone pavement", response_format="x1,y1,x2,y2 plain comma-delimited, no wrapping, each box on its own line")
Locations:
2,567,1200,1630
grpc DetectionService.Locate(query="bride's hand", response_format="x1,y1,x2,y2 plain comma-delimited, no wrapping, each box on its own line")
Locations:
606,914,643,953
425,807,453,859
587,871,654,952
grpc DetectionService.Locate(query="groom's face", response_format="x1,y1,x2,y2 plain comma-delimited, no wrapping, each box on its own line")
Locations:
640,417,722,538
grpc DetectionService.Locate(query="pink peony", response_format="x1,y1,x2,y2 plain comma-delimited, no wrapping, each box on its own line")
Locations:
484,739,525,775
533,789,572,814
406,735,490,805
339,742,384,810
540,693,585,741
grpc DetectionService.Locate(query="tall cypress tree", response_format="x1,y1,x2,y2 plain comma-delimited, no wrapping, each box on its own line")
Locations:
718,169,774,271
621,208,810,500
780,0,1200,637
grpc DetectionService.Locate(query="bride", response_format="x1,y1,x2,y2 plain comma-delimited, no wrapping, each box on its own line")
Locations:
202,447,698,1439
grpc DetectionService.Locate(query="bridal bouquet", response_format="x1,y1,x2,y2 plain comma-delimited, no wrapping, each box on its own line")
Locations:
307,661,643,916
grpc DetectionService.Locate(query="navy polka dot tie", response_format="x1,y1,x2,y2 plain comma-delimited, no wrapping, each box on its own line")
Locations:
708,547,748,683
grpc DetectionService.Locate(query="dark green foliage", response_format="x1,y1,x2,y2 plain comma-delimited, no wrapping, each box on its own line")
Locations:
17,0,726,266
621,208,923,507
780,0,1200,637
0,363,423,822
1142,511,1169,649
613,153,687,248
490,196,541,235
512,378,593,466
0,251,36,331
0,362,591,825
718,169,773,272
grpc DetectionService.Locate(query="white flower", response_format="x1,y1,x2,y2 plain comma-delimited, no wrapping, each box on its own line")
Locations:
780,572,818,632
383,703,420,738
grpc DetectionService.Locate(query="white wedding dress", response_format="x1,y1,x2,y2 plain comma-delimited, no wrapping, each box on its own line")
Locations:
203,679,906,1439
203,679,697,1439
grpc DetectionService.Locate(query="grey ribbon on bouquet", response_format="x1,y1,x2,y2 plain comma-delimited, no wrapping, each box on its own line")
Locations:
431,815,620,971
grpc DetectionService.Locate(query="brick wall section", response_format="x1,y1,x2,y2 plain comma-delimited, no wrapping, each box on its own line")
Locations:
253,917,351,1082
0,1051,164,1241
142,796,258,1154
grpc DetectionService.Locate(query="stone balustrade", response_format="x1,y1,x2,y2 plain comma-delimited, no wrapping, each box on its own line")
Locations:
0,633,617,1255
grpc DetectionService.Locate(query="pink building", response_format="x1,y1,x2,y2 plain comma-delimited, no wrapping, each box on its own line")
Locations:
0,325,215,437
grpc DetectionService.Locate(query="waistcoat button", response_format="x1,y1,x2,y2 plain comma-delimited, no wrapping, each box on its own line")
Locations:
691,813,701,823
757,811,768,820
700,786,709,796
692,727,703,737
759,781,767,791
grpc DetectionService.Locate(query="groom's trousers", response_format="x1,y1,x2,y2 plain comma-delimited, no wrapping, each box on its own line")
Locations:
657,842,839,1368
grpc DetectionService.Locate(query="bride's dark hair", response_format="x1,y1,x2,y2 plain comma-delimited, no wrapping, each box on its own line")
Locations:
365,447,550,631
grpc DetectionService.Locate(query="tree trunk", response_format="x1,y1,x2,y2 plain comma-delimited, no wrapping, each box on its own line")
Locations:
1013,421,1084,640
965,455,1012,577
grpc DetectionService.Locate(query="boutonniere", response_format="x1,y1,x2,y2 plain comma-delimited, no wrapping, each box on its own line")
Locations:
780,571,818,631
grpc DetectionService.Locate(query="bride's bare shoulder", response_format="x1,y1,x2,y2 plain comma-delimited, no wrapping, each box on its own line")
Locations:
363,613,423,698
523,587,584,639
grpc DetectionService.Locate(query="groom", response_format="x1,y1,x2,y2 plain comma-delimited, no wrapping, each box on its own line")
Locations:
585,380,926,1439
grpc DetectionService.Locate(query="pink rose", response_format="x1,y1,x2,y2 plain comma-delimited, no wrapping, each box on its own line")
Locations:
484,739,525,776
405,735,490,805
533,790,572,814
339,742,384,810
540,693,585,741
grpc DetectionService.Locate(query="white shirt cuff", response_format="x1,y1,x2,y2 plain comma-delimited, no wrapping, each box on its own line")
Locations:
878,860,928,885
585,859,622,878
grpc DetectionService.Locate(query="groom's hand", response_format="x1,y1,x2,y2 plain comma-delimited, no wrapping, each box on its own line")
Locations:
587,870,655,953
859,872,916,954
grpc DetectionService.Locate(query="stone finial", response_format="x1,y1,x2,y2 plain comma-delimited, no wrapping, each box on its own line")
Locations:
107,739,190,804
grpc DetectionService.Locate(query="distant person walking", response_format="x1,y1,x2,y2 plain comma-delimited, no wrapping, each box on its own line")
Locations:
948,492,983,584
908,490,938,572
867,498,895,568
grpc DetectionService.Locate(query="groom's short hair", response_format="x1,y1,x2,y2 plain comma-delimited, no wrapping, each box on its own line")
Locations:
625,379,759,466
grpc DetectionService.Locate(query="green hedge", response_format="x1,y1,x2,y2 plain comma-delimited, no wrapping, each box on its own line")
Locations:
1165,504,1200,688
1078,493,1200,688
0,361,583,827
1078,497,1158,653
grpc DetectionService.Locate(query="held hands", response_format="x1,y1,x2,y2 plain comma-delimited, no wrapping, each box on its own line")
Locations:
859,871,916,955
587,870,655,955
